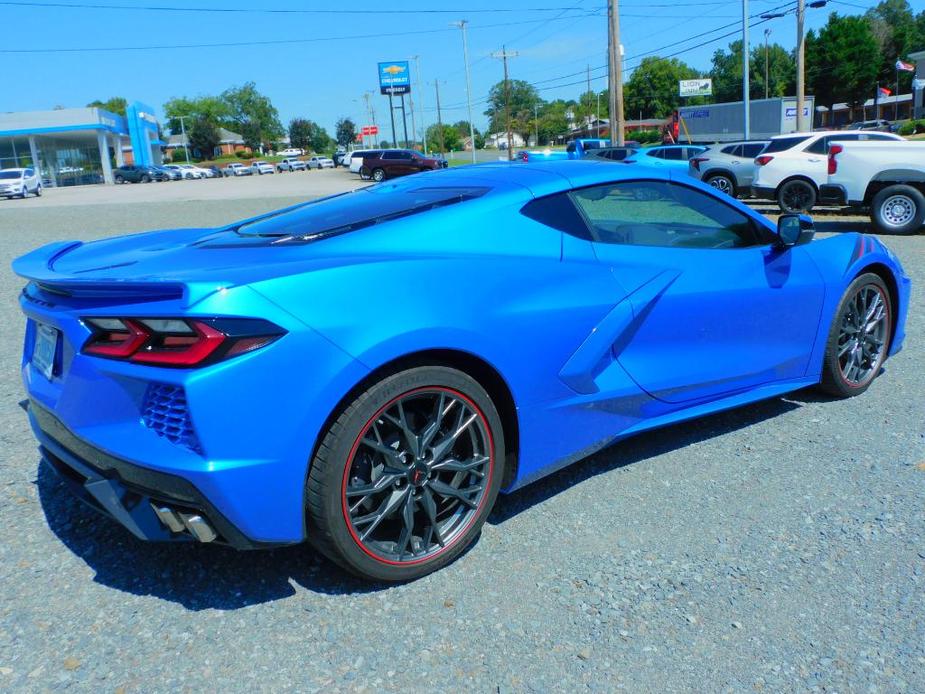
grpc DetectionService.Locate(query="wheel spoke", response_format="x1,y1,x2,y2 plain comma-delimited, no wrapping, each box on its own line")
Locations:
419,486,445,548
431,455,489,475
430,407,479,462
395,494,416,559
356,488,410,541
429,479,480,509
420,393,451,450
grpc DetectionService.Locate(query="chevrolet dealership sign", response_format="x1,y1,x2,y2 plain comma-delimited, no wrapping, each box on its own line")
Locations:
378,61,411,95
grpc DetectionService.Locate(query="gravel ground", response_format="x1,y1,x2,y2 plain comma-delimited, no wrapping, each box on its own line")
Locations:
0,192,923,692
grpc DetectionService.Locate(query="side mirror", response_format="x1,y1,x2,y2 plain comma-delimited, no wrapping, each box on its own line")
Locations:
776,214,814,247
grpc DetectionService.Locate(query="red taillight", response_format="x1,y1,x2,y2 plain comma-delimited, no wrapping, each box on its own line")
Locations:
755,155,774,166
520,152,529,162
828,144,843,175
82,317,283,368
689,157,708,171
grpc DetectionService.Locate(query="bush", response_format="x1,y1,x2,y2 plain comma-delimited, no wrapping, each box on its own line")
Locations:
235,150,253,159
915,120,925,134
898,122,915,136
633,129,662,144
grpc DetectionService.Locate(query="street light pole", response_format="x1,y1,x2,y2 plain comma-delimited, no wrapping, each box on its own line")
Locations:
607,0,625,146
742,0,751,140
764,29,771,100
491,46,519,160
178,115,191,163
534,102,539,146
413,55,427,154
453,20,477,164
796,0,806,131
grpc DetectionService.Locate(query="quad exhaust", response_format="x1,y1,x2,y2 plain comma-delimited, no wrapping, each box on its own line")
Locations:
151,503,218,543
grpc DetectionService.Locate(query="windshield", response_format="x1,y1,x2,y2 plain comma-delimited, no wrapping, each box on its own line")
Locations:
0,170,23,179
234,185,490,242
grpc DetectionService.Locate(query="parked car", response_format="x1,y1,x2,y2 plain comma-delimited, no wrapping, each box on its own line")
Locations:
163,164,202,180
565,138,611,159
278,148,304,157
0,167,41,198
333,149,348,166
359,150,447,181
583,146,639,163
12,160,910,582
277,158,308,172
113,165,163,184
188,164,217,179
208,165,223,178
847,119,892,132
822,139,925,234
308,156,335,170
251,161,275,175
222,162,252,177
625,145,708,171
154,165,182,181
751,131,903,213
687,141,769,197
347,150,383,174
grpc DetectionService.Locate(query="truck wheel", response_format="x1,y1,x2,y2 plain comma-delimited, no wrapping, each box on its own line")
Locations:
777,179,816,214
870,185,925,235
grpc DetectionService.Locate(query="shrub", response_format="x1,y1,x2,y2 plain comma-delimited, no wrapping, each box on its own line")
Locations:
915,120,925,134
235,150,253,159
898,122,915,136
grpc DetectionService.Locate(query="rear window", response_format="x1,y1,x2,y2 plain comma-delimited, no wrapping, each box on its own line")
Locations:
232,186,490,243
742,143,767,157
0,170,22,179
764,136,811,153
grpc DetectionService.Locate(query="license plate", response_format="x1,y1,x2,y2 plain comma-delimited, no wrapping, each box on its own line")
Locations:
32,323,59,381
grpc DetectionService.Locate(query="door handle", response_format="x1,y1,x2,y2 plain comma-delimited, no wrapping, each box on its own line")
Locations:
808,158,822,163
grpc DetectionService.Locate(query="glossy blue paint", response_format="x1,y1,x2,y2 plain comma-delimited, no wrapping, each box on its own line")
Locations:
12,161,910,544
627,145,708,171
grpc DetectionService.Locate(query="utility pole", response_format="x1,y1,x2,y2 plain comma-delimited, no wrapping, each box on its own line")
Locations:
409,94,417,150
764,29,771,100
413,55,427,153
492,46,518,160
453,20,477,164
607,0,625,146
742,0,751,140
362,91,376,147
796,0,806,131
534,102,539,146
434,80,446,155
597,92,601,137
177,115,191,163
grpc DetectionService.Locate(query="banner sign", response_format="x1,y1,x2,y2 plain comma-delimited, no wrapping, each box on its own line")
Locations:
361,125,380,136
785,107,811,118
679,79,712,97
378,61,411,95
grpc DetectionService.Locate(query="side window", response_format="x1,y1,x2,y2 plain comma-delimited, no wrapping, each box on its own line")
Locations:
742,143,766,158
863,133,894,141
399,151,413,160
25,168,34,176
568,180,773,249
805,136,829,155
660,148,683,161
382,151,401,160
721,145,740,156
520,192,591,240
566,142,576,154
646,149,664,159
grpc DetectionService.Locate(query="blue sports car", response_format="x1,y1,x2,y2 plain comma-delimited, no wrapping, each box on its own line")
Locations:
14,161,910,581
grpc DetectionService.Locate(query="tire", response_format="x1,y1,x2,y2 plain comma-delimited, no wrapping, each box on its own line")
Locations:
870,185,925,235
818,272,892,398
306,366,504,582
359,167,370,181
705,173,736,197
35,185,41,197
141,174,151,183
114,176,124,184
777,179,816,214
371,168,385,182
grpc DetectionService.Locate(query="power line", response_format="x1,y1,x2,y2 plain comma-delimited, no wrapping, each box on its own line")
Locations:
0,12,600,52
0,1,595,14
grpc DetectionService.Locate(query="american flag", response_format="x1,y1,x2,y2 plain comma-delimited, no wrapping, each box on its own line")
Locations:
895,60,915,72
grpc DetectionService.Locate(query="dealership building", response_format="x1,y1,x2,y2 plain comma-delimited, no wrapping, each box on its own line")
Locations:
0,100,163,186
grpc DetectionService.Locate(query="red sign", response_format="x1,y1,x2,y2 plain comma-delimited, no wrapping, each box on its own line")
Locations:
361,125,380,136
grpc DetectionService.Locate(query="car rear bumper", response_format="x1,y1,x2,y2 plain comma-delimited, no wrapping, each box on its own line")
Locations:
750,185,776,200
818,184,848,206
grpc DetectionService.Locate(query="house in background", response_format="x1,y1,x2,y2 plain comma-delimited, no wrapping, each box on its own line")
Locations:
161,127,250,161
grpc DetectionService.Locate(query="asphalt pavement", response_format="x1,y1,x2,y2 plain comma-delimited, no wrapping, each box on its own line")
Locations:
0,182,922,692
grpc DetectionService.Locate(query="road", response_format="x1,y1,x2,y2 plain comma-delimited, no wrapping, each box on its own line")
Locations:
0,177,922,692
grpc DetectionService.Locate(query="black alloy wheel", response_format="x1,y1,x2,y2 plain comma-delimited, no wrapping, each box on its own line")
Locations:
307,366,504,582
819,273,892,397
777,179,817,214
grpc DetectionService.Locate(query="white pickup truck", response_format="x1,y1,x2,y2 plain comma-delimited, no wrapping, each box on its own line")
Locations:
822,140,925,235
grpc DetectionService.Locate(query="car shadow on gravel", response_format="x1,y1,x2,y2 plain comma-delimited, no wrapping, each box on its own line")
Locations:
34,462,388,609
488,393,804,525
35,390,808,609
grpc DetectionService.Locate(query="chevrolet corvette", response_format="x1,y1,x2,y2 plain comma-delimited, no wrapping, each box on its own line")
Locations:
14,161,910,581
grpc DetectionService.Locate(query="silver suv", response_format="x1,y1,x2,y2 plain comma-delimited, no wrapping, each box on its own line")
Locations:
687,141,769,197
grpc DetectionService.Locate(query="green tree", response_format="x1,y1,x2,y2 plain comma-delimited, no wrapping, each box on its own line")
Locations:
162,95,231,135
451,121,485,148
87,97,128,116
188,116,220,160
626,56,701,119
335,117,357,147
865,0,920,90
752,43,796,99
536,99,569,145
426,124,461,152
806,13,880,110
484,79,540,145
220,82,284,150
289,118,330,153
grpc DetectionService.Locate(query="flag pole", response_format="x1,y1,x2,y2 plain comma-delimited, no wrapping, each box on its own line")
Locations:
896,64,900,121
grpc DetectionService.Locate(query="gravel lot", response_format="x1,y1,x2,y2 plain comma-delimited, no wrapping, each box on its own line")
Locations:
0,180,923,692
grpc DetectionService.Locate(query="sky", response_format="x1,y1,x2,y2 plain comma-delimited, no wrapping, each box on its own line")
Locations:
0,0,886,138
